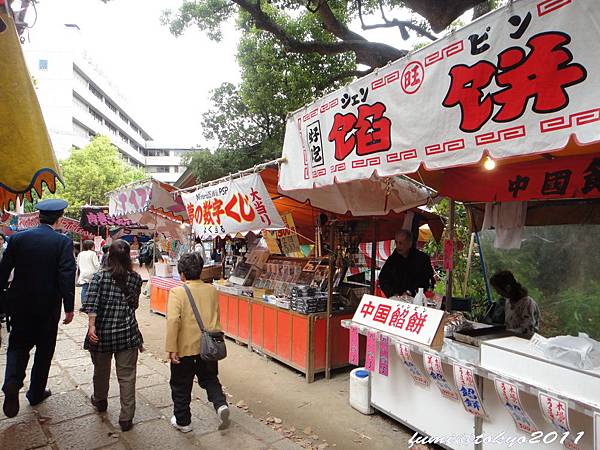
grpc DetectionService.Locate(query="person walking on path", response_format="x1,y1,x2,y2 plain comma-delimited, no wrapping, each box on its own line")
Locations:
165,252,230,433
77,239,100,302
0,199,76,418
81,239,143,432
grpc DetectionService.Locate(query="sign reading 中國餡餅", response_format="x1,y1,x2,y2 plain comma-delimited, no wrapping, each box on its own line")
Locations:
494,378,538,433
423,351,458,401
352,295,445,347
181,173,284,238
538,392,583,450
453,364,486,417
279,0,600,197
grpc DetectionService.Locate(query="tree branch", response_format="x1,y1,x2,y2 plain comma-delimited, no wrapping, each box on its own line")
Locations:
401,0,484,32
232,0,406,67
472,0,493,20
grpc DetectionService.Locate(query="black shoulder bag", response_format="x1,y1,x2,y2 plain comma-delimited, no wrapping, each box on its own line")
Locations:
182,284,227,361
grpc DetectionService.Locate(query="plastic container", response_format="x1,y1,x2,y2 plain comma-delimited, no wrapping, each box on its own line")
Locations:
349,368,374,415
413,288,425,306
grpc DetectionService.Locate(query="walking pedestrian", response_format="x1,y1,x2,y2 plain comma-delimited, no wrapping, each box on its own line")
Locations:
81,239,143,432
0,199,76,418
77,240,100,302
165,252,230,433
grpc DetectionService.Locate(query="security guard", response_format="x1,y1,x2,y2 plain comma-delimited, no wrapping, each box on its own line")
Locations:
0,199,76,417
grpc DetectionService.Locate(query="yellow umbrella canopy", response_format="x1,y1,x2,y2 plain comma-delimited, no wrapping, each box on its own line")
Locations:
0,10,60,210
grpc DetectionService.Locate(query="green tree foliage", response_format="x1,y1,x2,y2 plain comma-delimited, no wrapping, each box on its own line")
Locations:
43,136,145,217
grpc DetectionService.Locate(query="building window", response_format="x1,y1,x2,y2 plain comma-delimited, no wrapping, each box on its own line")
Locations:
39,59,49,71
89,107,104,124
105,100,117,113
149,166,170,173
89,84,103,101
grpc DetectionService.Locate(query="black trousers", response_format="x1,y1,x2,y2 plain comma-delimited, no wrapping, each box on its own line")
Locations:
2,309,61,402
170,355,227,426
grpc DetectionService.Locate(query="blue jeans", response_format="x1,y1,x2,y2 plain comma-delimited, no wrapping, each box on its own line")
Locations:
81,283,90,302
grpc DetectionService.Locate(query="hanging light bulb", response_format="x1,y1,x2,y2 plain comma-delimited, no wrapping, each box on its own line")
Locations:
484,156,496,171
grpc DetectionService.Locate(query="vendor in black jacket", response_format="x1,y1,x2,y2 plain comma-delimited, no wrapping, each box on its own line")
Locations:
378,229,434,298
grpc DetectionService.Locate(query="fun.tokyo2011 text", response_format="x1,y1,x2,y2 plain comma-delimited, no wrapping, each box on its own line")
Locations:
408,431,584,448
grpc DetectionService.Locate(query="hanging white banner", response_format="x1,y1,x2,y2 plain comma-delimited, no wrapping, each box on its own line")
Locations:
279,0,600,192
181,173,285,238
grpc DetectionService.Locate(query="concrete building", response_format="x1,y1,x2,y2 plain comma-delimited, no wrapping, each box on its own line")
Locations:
23,23,196,183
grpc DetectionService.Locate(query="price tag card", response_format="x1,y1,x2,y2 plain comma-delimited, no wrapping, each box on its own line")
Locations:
349,325,359,366
538,392,580,450
365,331,377,372
423,351,458,401
494,378,538,433
395,343,429,387
453,364,486,417
378,335,390,376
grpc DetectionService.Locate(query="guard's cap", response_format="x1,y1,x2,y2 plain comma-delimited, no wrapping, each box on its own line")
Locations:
35,199,68,212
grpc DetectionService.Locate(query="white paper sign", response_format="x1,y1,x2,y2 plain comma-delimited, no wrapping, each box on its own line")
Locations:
352,295,444,346
423,352,458,401
395,343,429,387
109,183,152,216
181,173,285,238
538,392,581,450
453,364,486,417
494,378,538,433
280,0,600,193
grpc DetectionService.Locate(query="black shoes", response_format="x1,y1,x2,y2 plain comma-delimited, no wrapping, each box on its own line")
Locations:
3,386,19,418
119,420,133,432
27,389,52,406
90,395,108,412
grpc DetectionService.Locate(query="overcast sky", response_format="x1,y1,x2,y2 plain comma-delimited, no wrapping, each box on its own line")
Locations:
22,0,439,145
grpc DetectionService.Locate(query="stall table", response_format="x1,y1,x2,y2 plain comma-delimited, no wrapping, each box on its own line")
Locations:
217,292,361,382
343,320,598,450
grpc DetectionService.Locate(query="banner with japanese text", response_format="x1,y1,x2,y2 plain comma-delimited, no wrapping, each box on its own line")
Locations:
181,173,285,238
17,212,94,239
352,294,445,347
280,0,600,192
109,182,152,217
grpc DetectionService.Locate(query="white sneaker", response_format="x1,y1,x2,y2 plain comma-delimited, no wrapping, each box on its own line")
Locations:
217,405,230,430
170,415,193,433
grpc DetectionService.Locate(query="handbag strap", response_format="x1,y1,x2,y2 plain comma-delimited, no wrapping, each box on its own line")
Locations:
182,284,206,332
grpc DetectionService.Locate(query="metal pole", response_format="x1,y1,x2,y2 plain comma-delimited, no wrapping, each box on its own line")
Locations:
475,231,493,305
325,225,335,379
369,219,377,295
444,200,455,312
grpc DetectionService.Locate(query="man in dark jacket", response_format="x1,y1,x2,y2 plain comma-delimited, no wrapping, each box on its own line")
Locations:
378,229,434,298
0,199,76,417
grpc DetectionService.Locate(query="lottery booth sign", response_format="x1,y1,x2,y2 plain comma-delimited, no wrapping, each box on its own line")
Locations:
181,173,285,238
279,0,600,194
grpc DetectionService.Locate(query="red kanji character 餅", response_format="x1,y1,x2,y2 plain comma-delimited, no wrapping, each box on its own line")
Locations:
202,200,215,225
493,32,587,123
355,103,392,156
212,198,225,225
388,307,409,329
405,312,429,334
329,112,357,161
442,61,496,133
239,194,256,222
373,304,392,324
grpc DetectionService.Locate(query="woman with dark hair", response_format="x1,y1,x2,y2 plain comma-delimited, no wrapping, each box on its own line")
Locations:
77,240,100,302
81,239,143,431
165,252,229,433
489,270,540,338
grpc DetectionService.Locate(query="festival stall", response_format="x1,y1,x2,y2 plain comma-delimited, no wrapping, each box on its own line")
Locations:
107,179,206,313
279,0,600,446
176,167,441,381
0,7,61,210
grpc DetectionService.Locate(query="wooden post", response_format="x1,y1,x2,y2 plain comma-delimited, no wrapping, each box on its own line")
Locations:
445,200,456,312
369,219,377,295
463,232,475,296
325,225,335,379
221,238,227,279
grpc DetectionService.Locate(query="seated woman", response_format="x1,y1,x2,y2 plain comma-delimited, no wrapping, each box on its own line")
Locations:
489,270,540,338
165,252,230,433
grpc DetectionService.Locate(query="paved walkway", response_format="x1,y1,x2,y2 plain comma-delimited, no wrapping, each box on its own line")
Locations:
0,312,301,450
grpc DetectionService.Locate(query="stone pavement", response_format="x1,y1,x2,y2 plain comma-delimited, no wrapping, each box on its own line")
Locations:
0,312,302,450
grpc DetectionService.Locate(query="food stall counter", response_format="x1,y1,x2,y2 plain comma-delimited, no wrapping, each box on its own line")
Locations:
342,320,598,450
